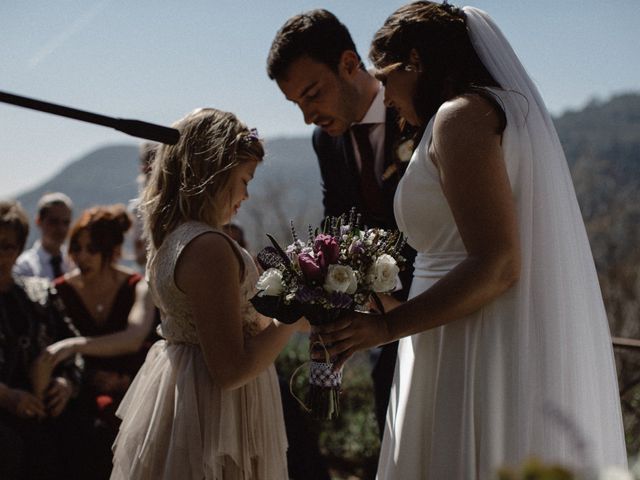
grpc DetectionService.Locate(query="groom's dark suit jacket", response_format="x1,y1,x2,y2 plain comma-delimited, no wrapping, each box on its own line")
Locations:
312,108,404,232
311,107,416,437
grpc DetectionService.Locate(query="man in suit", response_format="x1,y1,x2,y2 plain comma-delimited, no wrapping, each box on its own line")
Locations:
267,9,416,442
13,192,73,281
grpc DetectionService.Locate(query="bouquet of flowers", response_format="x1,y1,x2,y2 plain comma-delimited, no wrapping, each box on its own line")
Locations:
251,209,406,419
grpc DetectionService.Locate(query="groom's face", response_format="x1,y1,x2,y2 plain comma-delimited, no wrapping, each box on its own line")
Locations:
276,54,360,137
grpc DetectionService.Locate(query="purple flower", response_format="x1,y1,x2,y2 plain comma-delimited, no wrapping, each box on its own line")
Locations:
298,253,324,282
348,239,365,256
286,239,305,255
296,286,324,303
314,234,340,270
327,291,353,309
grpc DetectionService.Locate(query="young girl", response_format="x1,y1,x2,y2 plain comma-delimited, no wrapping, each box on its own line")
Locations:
110,108,297,479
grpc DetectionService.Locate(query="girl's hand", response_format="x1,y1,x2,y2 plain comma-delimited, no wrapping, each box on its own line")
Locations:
45,377,73,418
310,311,392,370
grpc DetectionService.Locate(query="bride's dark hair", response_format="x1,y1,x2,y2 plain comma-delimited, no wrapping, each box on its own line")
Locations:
370,1,502,125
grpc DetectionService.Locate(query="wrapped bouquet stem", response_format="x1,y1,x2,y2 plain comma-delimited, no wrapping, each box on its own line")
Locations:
309,335,342,419
305,306,346,420
251,209,406,420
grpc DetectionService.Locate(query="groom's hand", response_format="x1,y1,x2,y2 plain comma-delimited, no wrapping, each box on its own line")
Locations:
310,312,391,371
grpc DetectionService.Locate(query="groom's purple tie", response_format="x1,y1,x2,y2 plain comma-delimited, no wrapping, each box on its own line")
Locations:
352,123,385,218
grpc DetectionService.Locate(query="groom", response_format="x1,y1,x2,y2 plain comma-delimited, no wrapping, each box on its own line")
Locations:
267,9,416,439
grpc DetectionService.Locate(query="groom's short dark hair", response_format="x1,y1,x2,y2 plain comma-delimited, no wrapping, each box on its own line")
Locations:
267,9,361,80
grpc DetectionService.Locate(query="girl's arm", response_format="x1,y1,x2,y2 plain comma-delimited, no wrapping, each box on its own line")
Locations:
46,279,156,364
316,94,521,368
176,232,297,390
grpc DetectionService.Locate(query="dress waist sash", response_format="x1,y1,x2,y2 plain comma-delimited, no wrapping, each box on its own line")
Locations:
413,251,467,279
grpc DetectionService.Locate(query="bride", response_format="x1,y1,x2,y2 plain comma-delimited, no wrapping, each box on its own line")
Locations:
315,2,627,478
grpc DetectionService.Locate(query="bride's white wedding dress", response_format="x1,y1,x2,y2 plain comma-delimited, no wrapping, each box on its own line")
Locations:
377,8,627,480
110,222,288,480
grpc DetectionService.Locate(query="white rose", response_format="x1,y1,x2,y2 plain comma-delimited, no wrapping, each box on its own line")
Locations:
256,268,284,296
369,254,400,292
323,264,358,295
396,139,415,162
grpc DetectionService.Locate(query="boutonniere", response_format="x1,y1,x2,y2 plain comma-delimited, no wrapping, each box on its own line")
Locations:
382,137,416,181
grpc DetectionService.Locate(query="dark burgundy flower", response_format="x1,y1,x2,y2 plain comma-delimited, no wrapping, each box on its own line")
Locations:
298,253,323,282
314,234,340,270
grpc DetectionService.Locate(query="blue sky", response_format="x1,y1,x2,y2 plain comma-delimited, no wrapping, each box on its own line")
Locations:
1,0,638,198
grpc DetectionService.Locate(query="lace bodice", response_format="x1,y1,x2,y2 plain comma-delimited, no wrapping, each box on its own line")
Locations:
147,221,266,345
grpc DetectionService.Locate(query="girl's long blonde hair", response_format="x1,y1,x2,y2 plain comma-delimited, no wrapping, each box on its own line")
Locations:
142,108,263,249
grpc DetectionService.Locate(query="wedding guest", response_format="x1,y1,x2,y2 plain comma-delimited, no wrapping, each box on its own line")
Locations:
14,192,73,280
0,200,87,480
43,204,156,479
110,108,304,479
315,2,627,478
268,8,416,443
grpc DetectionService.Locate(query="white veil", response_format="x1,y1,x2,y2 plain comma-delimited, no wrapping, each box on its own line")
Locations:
461,6,627,470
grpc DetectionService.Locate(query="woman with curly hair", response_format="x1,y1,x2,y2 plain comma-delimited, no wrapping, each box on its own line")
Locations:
43,204,156,478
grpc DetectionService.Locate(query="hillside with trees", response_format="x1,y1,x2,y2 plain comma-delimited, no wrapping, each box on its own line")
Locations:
555,93,640,452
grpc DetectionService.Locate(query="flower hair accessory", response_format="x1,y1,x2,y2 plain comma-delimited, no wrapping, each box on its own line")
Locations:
236,127,260,148
247,127,259,141
441,1,464,18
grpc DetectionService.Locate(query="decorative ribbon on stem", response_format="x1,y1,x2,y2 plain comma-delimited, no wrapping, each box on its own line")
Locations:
289,335,342,419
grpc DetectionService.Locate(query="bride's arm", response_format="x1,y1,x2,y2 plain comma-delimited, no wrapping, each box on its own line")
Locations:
315,94,520,367
177,233,297,390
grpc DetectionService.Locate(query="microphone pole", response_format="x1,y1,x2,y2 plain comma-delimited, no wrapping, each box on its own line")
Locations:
0,90,180,145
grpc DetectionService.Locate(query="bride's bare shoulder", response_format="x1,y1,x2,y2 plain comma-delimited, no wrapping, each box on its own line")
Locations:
430,93,505,171
433,93,503,139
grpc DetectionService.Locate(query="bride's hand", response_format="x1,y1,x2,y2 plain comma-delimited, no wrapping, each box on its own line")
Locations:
310,311,391,370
